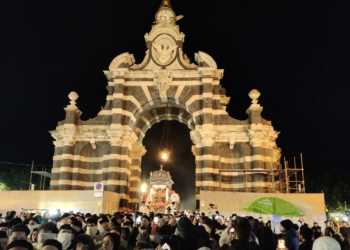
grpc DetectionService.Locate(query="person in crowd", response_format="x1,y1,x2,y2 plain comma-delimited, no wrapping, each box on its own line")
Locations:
127,227,139,250
119,228,129,249
255,226,276,250
279,219,299,250
109,219,119,230
70,221,83,236
6,240,33,250
42,240,62,250
85,218,98,238
58,214,71,229
313,236,341,250
109,228,120,236
343,221,350,228
95,218,110,242
9,225,30,243
332,234,348,250
311,222,322,240
299,227,313,250
74,235,94,250
0,224,9,233
0,231,9,250
170,216,209,250
30,228,38,243
34,223,59,250
221,220,260,250
139,203,149,215
57,225,74,250
101,233,120,250
339,227,350,249
324,220,335,237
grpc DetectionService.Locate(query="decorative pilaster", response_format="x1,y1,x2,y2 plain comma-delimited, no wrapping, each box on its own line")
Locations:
128,141,146,210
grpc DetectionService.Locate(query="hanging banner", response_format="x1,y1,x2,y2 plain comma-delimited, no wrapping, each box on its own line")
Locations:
94,183,104,198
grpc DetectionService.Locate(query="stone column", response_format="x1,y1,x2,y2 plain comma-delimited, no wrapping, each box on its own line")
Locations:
58,92,81,190
128,141,146,211
191,130,217,209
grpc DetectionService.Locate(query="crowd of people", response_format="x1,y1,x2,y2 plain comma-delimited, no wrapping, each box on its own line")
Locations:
0,209,349,250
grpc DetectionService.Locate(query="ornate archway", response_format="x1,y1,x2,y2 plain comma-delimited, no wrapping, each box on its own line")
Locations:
49,0,281,210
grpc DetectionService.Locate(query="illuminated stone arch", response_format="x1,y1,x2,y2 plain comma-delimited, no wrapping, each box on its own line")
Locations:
49,0,281,210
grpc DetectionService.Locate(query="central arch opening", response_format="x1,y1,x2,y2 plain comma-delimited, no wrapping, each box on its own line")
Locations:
140,120,195,211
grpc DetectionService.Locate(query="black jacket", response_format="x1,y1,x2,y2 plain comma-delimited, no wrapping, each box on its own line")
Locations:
281,229,299,250
170,225,210,250
299,240,313,250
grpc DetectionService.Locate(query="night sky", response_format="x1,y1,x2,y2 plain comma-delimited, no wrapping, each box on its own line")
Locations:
1,0,349,210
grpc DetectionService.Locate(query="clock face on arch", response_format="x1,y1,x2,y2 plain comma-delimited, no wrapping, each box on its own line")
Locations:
156,9,175,24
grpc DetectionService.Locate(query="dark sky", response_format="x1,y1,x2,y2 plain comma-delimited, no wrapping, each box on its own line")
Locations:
1,0,349,209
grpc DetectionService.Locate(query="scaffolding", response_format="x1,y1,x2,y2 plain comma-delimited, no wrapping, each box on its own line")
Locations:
218,153,306,194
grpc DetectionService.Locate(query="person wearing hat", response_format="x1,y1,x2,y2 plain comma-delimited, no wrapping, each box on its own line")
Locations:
57,225,74,250
42,239,62,250
9,224,30,244
6,240,33,250
0,224,9,234
0,231,9,250
280,219,299,250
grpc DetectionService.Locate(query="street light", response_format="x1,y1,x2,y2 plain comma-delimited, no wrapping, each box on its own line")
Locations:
160,148,170,161
141,183,147,193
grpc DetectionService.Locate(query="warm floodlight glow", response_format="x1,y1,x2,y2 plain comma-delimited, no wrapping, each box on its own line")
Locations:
141,183,147,193
160,148,170,161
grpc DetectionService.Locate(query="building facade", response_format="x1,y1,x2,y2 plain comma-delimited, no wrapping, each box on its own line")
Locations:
49,0,281,210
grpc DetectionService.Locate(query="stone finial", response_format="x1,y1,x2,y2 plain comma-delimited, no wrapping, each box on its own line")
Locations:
68,91,79,104
65,91,81,112
248,89,260,104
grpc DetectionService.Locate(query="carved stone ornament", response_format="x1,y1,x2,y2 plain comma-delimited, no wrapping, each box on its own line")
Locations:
154,72,172,102
152,35,178,65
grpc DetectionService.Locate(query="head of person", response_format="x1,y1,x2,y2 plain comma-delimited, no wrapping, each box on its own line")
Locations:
120,228,130,241
67,217,76,226
280,220,294,233
44,223,59,234
59,225,73,235
30,228,38,243
116,217,122,225
8,219,22,231
235,220,252,242
293,224,299,232
177,217,194,240
0,224,9,232
99,219,110,232
299,227,313,242
71,221,82,233
42,240,62,250
313,236,341,250
140,216,151,229
28,218,39,226
9,225,30,243
109,218,118,229
163,215,170,222
313,222,318,227
342,221,349,227
0,231,8,250
109,227,121,235
102,233,120,250
60,214,70,225
74,234,94,250
6,240,33,250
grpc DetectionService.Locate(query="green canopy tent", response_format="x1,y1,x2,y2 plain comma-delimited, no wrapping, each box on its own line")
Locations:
242,197,306,217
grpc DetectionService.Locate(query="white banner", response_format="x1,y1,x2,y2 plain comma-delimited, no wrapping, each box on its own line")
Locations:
94,183,104,198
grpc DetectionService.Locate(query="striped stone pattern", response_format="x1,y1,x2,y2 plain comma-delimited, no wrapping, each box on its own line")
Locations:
50,52,280,211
